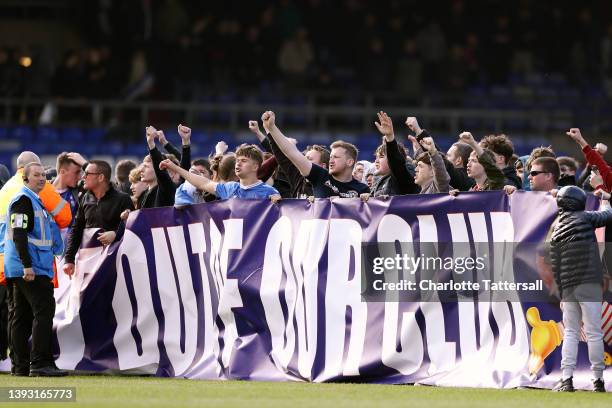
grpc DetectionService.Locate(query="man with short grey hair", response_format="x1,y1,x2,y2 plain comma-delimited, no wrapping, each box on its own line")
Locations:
15,151,41,170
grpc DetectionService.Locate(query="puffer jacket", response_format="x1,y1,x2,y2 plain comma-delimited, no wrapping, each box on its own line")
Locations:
550,186,612,294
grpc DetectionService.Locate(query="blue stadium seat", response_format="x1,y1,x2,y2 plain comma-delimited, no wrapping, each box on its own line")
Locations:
490,86,512,109
60,127,84,142
126,143,146,157
85,128,106,142
190,130,207,143
106,142,124,155
36,126,60,142
216,93,237,122
284,95,309,126
11,126,35,142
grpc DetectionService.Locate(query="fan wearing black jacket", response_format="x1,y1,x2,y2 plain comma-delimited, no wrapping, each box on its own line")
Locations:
139,125,183,209
362,111,420,200
549,186,612,393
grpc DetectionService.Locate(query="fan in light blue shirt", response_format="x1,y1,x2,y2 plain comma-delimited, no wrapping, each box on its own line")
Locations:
160,144,282,203
215,181,278,199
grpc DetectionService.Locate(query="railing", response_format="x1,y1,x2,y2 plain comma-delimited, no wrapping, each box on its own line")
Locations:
0,97,580,137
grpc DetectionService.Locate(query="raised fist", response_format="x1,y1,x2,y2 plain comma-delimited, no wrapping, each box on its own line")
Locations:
145,126,157,143
595,143,608,155
248,120,260,134
156,130,167,145
405,116,421,134
459,131,476,145
261,111,276,129
177,124,191,141
566,128,587,147
421,136,436,152
215,141,228,155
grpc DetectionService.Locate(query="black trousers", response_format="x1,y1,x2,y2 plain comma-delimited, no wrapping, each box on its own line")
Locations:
8,276,55,370
0,284,7,360
5,280,19,371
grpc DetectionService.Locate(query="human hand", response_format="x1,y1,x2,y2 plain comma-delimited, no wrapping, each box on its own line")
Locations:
565,128,587,148
177,124,191,144
405,116,422,135
595,142,608,155
63,263,75,280
458,131,476,146
120,209,131,221
215,141,228,155
67,152,87,167
23,267,35,282
97,231,116,246
261,111,276,130
407,135,420,153
594,188,611,201
374,111,394,141
503,185,517,195
248,120,261,134
156,130,168,145
146,126,157,148
421,136,437,153
360,193,370,202
159,159,177,171
270,194,282,204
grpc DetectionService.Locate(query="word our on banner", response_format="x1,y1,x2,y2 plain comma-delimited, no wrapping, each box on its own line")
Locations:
46,191,611,390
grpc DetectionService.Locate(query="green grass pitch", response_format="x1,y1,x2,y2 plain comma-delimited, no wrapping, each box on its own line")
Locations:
0,375,608,408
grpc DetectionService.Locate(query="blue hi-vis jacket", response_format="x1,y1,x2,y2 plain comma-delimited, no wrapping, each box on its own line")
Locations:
3,186,64,278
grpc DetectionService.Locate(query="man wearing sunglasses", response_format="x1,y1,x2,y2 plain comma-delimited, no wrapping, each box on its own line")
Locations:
528,157,560,192
63,160,133,279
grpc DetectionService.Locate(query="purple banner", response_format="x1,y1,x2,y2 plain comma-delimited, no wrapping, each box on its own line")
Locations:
30,191,611,389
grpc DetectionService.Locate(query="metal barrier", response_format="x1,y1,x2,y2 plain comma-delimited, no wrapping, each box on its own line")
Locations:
0,97,577,136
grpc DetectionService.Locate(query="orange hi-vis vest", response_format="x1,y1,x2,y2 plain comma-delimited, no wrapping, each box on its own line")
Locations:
0,169,72,286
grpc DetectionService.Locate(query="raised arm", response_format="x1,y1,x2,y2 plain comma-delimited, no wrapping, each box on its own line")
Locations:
421,136,451,192
257,155,278,182
405,116,425,157
266,131,304,195
375,111,419,194
263,111,312,177
248,120,268,144
567,128,612,191
157,130,182,159
159,159,218,195
459,131,505,189
177,124,192,171
147,127,175,188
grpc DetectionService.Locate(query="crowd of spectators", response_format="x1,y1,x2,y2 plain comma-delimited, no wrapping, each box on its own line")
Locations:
2,0,612,101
